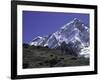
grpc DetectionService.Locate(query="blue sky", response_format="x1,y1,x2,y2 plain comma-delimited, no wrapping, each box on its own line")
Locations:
23,11,89,43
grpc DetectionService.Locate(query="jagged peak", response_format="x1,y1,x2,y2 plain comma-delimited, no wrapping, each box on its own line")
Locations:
60,18,81,30
73,18,80,22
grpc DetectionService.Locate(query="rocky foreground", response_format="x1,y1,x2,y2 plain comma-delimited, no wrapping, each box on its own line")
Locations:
23,44,89,69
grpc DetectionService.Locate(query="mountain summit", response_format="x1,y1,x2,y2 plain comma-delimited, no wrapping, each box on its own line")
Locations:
30,18,89,49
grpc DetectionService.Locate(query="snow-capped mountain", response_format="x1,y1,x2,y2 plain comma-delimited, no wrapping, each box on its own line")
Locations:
30,18,89,49
30,35,48,46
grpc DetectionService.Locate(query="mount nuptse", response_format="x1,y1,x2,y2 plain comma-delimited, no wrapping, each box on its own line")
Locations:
29,18,90,58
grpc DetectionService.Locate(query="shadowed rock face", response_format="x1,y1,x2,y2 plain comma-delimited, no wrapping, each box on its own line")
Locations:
60,41,81,56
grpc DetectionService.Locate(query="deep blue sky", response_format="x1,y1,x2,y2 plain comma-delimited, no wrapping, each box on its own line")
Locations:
23,11,89,43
